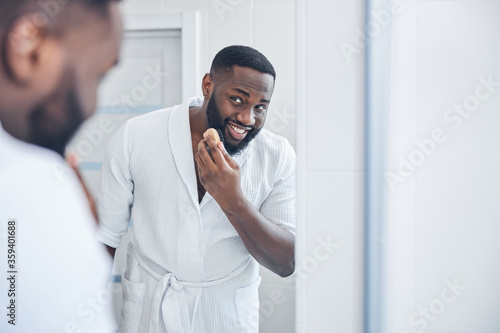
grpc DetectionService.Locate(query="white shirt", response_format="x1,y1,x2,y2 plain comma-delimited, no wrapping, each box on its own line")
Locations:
0,126,116,332
97,97,297,333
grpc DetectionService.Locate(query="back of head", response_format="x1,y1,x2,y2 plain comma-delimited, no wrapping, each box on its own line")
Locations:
0,0,122,153
210,45,276,81
0,0,120,81
0,0,118,31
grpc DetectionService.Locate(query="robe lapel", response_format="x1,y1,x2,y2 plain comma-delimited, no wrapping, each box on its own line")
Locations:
169,99,254,209
168,101,199,208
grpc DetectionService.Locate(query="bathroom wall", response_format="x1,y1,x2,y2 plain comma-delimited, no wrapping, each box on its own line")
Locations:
296,0,365,332
387,1,500,332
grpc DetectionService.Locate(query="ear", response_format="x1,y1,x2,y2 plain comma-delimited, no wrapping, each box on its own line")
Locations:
201,73,214,99
5,16,65,90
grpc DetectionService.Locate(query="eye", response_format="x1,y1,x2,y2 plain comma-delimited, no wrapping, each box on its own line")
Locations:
231,96,243,104
255,105,267,112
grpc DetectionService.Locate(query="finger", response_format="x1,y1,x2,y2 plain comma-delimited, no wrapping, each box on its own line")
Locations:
202,132,222,164
195,153,211,189
219,142,239,170
66,152,81,168
195,151,206,168
203,132,230,166
203,131,219,150
65,153,98,222
205,137,226,166
197,139,216,167
66,153,84,182
195,153,205,180
66,153,87,194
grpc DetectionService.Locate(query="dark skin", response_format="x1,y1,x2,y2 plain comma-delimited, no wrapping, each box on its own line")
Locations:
193,66,295,277
107,66,295,277
0,3,122,142
0,4,122,256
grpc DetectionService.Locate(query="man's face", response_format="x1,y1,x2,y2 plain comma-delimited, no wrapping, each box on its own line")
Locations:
206,66,275,156
27,68,85,155
1,3,123,155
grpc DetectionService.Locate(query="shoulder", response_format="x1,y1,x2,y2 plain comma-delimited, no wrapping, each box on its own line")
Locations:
0,147,114,329
246,129,296,183
124,106,174,133
0,137,106,258
129,106,173,125
0,130,93,216
125,97,195,131
106,106,175,152
253,129,296,164
0,133,70,188
0,137,108,257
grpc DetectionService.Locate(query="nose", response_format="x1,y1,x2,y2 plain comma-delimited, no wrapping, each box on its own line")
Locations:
236,107,256,127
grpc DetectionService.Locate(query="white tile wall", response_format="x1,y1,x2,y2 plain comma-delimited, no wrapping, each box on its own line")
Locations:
254,5,296,146
163,0,206,11
388,1,500,332
304,0,364,172
121,0,163,15
206,0,253,59
296,0,365,332
299,172,363,332
253,0,294,6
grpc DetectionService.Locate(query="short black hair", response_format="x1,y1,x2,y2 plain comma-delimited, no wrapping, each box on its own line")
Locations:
210,45,276,81
0,0,119,82
0,0,119,32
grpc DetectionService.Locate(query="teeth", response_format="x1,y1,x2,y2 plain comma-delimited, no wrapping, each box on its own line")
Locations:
230,124,246,134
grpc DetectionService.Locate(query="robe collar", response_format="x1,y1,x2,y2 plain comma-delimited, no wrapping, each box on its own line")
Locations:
168,98,251,208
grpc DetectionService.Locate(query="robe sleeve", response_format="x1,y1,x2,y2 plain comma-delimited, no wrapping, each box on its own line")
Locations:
96,121,135,248
259,138,297,235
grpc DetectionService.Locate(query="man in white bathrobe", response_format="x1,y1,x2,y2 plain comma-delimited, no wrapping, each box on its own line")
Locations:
97,45,296,332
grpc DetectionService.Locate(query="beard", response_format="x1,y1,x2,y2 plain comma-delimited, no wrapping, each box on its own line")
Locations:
27,70,85,157
206,92,261,156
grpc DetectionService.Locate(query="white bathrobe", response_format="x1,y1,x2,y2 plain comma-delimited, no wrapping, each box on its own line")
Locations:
0,126,116,333
97,97,296,333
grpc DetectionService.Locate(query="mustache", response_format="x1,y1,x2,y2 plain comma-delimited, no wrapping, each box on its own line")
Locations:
224,119,255,131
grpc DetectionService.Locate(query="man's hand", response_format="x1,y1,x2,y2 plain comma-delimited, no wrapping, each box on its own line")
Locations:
195,132,295,277
195,132,243,210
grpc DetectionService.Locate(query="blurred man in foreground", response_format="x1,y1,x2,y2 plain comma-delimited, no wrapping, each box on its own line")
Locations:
0,0,123,331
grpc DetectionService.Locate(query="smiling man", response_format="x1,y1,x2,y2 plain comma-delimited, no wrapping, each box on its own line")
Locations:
97,45,296,332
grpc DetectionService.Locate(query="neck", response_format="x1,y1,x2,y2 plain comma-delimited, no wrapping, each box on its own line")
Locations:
189,101,210,137
0,84,33,141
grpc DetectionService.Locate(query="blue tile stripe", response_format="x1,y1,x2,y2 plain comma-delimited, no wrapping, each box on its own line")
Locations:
79,162,103,171
111,275,122,283
96,104,164,115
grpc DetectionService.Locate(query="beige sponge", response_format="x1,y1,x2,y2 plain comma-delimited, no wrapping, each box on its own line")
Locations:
206,128,221,143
